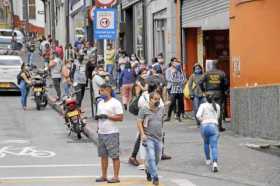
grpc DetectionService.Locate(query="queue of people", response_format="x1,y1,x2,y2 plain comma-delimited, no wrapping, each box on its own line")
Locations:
20,35,228,185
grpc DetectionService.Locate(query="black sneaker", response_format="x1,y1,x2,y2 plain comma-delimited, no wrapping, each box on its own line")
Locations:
153,177,159,186
145,170,152,182
164,118,171,122
219,127,226,132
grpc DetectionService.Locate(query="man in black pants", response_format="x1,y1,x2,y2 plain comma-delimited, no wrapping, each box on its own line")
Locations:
199,60,228,132
164,59,186,122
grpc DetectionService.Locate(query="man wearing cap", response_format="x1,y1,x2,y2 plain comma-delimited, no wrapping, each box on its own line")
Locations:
95,84,124,184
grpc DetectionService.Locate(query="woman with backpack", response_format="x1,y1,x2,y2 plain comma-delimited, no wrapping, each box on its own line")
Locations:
18,63,32,110
196,93,221,172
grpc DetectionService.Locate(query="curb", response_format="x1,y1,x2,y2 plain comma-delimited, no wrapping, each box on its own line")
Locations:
47,95,99,146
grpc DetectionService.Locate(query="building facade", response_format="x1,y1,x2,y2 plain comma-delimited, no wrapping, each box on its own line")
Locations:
177,0,230,113
230,0,280,140
12,0,45,35
120,0,176,63
0,0,12,28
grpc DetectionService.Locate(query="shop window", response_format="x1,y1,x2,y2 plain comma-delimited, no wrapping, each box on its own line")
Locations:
29,0,36,19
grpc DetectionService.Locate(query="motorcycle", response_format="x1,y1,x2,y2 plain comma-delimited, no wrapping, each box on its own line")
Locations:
32,70,48,110
62,91,87,140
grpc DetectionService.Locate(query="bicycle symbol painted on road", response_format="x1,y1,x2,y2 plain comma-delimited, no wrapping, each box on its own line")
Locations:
0,146,56,158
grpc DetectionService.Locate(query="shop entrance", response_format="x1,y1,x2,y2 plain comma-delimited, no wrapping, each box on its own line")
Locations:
203,30,231,118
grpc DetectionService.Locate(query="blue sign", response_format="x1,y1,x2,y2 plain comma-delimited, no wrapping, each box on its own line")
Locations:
94,8,117,40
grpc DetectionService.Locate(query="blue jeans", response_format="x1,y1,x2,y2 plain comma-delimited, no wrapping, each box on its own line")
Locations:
145,138,162,180
106,64,114,75
200,123,219,162
19,81,30,107
27,52,33,66
63,83,71,97
193,96,205,125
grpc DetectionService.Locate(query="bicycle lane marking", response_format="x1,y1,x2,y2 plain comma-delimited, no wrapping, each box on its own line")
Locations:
0,146,56,158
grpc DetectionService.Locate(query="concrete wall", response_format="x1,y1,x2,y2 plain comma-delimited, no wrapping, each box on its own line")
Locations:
230,1,280,140
231,85,280,140
145,0,176,63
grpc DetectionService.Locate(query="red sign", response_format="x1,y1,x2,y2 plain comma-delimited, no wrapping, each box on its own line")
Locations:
95,0,117,7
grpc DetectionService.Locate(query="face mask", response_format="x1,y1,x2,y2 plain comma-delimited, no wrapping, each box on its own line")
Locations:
158,59,164,63
176,64,181,71
154,101,160,107
100,95,108,100
194,68,202,74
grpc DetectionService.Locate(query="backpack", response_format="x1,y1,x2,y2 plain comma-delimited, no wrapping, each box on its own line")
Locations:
128,96,141,115
17,72,22,85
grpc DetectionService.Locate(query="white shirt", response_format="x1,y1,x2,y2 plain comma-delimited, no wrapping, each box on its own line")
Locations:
138,91,164,109
196,102,220,125
97,98,124,134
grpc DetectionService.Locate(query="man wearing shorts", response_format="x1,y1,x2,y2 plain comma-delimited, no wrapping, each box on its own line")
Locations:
95,84,124,184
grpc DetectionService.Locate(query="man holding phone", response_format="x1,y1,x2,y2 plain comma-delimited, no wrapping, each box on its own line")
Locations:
95,84,124,184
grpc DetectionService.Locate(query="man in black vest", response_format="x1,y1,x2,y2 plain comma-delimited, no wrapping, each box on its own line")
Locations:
199,60,228,132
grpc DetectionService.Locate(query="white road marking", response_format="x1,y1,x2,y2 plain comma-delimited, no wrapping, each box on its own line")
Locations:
0,140,29,144
0,163,101,168
172,179,197,186
0,175,147,181
0,146,56,158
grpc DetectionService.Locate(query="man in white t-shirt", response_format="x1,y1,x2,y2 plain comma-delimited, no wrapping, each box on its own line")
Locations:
95,84,124,184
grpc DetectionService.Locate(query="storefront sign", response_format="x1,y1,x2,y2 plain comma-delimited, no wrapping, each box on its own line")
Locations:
94,8,117,40
96,0,117,7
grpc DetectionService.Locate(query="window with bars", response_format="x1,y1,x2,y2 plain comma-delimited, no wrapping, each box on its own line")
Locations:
29,0,36,19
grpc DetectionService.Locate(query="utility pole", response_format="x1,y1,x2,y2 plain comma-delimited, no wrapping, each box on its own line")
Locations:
10,0,14,29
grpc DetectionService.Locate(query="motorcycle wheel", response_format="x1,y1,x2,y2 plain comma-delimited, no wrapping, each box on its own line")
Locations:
77,133,82,139
35,97,41,110
41,94,48,108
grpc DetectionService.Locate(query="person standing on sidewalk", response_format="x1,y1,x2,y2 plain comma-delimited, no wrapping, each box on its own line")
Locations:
95,84,124,184
61,59,72,97
18,63,32,110
189,63,205,126
137,91,164,186
73,55,88,108
196,93,220,172
120,62,135,110
105,43,115,75
199,60,228,132
48,52,63,101
165,59,186,122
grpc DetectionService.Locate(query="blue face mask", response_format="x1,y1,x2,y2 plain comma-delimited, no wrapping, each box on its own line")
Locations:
100,95,108,100
176,64,181,71
194,68,202,74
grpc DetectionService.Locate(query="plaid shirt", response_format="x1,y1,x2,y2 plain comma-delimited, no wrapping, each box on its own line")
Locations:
170,71,186,94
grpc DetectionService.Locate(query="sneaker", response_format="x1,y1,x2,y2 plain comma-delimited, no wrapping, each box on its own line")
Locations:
128,157,139,166
212,162,218,172
205,159,211,166
137,164,145,170
145,170,152,182
153,177,159,186
161,154,172,160
164,117,171,122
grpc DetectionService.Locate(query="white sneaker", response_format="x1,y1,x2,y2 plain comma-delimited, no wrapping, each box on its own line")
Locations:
205,160,211,166
212,162,218,172
137,164,145,170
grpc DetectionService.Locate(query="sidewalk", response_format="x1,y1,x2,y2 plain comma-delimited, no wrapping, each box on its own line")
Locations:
48,88,280,186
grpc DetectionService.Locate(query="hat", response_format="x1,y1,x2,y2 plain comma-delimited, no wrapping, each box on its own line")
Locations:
100,83,112,89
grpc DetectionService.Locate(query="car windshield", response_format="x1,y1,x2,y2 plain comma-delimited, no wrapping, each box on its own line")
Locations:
0,31,16,37
0,59,21,66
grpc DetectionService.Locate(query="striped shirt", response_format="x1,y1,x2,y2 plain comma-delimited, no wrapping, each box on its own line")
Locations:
170,71,186,94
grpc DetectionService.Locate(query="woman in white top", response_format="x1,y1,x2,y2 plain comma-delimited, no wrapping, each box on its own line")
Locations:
196,93,220,173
